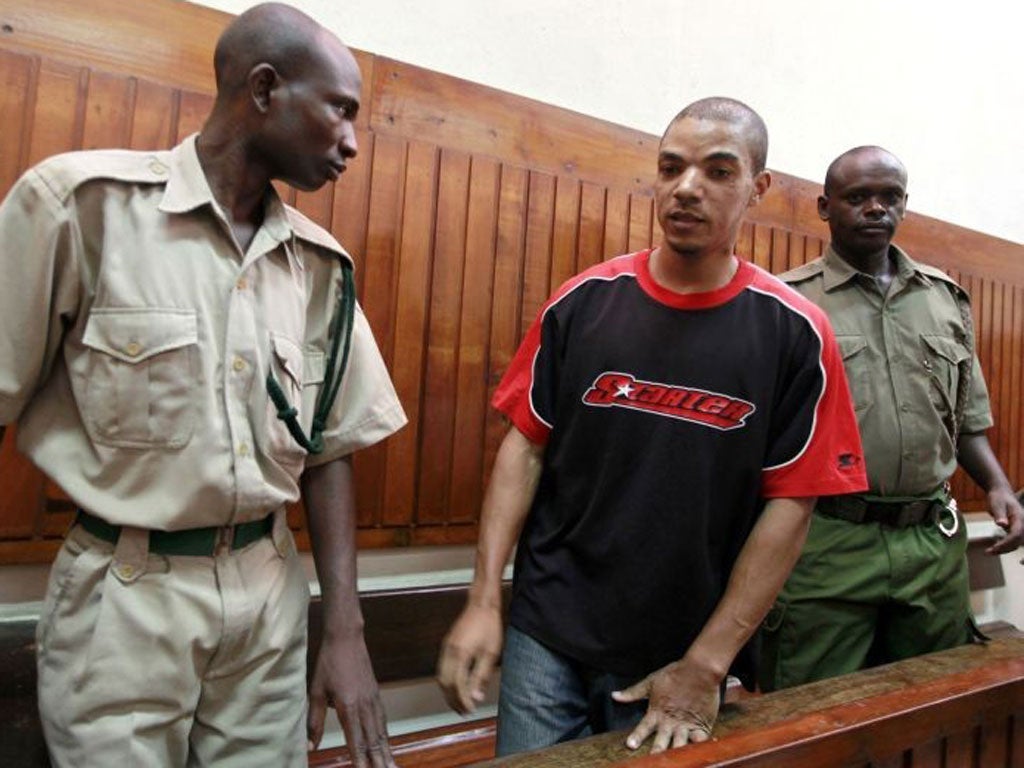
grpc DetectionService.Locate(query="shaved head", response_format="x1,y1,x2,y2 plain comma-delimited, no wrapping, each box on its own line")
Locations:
667,97,769,173
825,146,907,195
213,2,337,97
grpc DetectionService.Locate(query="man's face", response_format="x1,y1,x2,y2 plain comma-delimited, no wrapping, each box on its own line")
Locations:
654,117,768,258
819,152,907,257
262,35,361,191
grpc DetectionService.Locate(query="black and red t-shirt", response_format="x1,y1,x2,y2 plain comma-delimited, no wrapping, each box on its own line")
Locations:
493,249,866,683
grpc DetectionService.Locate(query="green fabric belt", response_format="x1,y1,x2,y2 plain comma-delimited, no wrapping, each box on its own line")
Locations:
77,510,273,556
816,496,943,528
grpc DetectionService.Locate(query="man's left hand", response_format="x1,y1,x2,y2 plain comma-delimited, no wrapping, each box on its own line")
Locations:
307,633,396,768
985,487,1024,556
612,657,720,754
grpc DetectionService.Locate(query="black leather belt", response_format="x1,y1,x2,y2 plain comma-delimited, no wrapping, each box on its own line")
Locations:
77,510,273,556
816,496,942,528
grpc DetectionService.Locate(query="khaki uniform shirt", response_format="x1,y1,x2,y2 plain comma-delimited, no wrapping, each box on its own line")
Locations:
781,245,991,497
0,136,406,529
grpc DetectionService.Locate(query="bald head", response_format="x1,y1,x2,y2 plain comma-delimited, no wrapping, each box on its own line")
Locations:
213,2,340,98
824,146,907,195
667,97,769,173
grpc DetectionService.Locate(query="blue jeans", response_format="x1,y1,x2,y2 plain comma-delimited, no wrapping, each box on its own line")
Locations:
496,626,647,756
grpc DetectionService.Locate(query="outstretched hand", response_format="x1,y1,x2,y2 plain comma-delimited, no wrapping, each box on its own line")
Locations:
612,657,721,754
308,634,396,768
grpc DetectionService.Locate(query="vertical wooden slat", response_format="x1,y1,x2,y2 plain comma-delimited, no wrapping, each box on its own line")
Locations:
576,182,606,273
627,193,653,254
0,51,34,195
353,133,405,527
128,79,178,150
449,156,501,524
752,222,773,272
977,714,1009,767
175,90,210,142
770,228,790,274
910,738,944,767
331,128,375,285
1010,288,1023,488
550,175,581,290
603,186,630,260
27,61,84,165
521,171,555,328
80,70,134,149
482,165,528,479
382,140,438,527
417,148,471,525
944,726,979,767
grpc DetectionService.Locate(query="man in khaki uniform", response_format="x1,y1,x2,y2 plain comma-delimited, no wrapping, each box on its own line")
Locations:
759,146,1023,691
0,4,405,767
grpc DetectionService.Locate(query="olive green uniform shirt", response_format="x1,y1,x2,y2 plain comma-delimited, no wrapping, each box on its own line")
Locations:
0,136,406,529
781,245,991,497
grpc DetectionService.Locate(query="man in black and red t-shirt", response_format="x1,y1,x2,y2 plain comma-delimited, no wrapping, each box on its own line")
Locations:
437,97,867,757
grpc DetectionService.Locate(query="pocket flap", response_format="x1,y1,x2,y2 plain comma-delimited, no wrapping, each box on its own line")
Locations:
271,332,304,388
922,334,969,365
83,308,198,363
836,334,867,360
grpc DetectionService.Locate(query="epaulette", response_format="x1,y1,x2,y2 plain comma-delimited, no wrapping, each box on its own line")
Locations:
778,257,825,285
915,261,969,300
284,205,354,268
31,148,173,203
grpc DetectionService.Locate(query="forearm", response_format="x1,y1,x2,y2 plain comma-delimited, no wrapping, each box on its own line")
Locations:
957,432,1015,495
682,496,815,682
468,426,544,609
301,456,364,637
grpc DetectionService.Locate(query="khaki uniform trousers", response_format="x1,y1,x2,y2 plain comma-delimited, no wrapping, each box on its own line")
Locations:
759,510,973,693
36,517,310,767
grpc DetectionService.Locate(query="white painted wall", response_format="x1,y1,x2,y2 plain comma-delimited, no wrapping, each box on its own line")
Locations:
196,0,1024,246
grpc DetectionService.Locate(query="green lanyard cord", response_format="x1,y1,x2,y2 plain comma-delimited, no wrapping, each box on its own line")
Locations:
266,262,356,455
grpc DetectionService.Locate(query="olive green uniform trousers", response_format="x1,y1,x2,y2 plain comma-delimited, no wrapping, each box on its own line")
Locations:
759,511,974,692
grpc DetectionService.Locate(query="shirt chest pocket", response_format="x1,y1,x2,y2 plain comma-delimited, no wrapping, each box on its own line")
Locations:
262,332,325,466
920,334,969,414
81,308,198,448
836,334,871,413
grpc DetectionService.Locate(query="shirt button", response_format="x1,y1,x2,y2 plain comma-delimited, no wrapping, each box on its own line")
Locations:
238,442,250,457
236,277,248,291
116,564,135,579
124,341,142,357
232,356,246,372
922,358,932,370
900,403,910,412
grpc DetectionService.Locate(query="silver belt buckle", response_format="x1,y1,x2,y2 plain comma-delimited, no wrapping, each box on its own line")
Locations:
937,497,959,538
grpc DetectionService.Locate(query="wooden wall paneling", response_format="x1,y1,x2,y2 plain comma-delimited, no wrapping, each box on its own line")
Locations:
128,79,179,151
576,182,607,273
80,69,133,149
0,432,42,540
482,165,528,478
993,283,1012,484
1011,713,1023,767
602,187,630,261
1010,287,1023,488
174,90,212,144
769,227,790,275
910,738,944,767
353,133,406,529
751,222,773,272
331,128,375,282
627,192,654,254
977,713,1010,767
942,726,979,766
448,156,501,525
383,140,438,528
0,51,34,193
27,60,84,165
521,171,556,330
550,176,581,290
417,148,471,525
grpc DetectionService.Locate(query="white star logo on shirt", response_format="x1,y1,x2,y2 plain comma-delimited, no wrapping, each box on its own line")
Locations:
615,383,634,398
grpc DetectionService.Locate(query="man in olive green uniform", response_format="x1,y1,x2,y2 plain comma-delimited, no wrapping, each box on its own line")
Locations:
759,146,1023,691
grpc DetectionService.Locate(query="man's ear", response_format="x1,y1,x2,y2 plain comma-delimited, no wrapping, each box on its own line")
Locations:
249,63,278,113
817,194,830,222
749,170,771,207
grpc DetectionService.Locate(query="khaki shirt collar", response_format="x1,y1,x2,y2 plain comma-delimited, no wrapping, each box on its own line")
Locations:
159,134,297,264
821,243,934,293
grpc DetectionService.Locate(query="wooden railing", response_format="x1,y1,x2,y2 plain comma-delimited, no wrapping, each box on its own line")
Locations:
0,0,1022,563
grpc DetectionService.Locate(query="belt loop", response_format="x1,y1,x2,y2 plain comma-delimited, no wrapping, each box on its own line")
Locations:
112,526,149,584
271,508,295,558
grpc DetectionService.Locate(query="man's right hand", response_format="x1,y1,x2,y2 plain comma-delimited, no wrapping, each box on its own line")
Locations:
436,603,503,714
